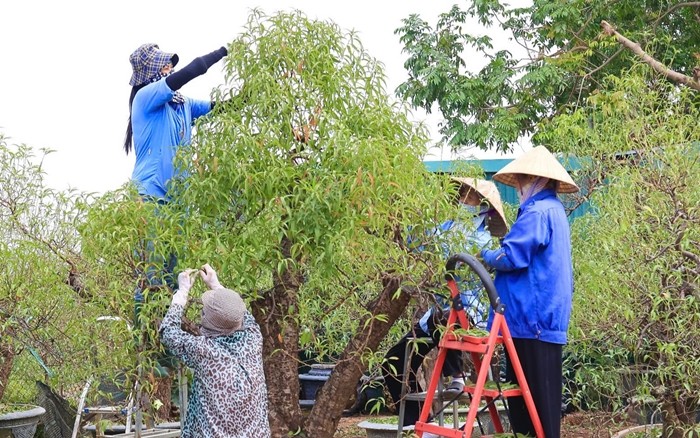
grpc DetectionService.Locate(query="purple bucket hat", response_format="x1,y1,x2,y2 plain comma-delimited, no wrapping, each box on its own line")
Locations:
129,43,179,86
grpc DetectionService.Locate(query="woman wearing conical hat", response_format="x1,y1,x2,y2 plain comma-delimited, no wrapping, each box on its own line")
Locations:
382,177,508,430
480,146,579,438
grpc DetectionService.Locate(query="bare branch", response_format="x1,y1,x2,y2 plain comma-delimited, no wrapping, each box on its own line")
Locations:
585,47,624,79
681,249,700,266
601,20,700,91
653,2,700,27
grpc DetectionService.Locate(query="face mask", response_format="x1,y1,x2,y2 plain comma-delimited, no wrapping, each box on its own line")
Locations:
517,184,528,203
461,204,479,215
516,175,531,202
517,176,548,204
148,69,174,84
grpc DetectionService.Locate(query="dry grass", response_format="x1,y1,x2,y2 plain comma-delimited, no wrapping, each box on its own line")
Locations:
334,411,637,437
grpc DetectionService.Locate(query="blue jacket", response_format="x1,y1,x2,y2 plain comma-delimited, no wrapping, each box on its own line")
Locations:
131,79,211,199
481,189,573,344
418,214,494,332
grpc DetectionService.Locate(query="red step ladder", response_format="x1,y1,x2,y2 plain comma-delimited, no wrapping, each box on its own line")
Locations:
414,253,544,438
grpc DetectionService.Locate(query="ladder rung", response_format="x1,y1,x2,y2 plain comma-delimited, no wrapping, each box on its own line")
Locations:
443,333,504,344
464,385,522,398
440,339,490,353
415,421,464,438
405,390,471,402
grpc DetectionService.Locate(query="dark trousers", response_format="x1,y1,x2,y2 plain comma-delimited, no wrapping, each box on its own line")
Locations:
133,197,178,329
133,197,179,372
381,311,462,427
505,338,563,438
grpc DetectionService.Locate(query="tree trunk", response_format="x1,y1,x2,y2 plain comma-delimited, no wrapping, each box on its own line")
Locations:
660,395,699,438
152,375,173,422
303,273,411,438
251,237,304,437
0,340,15,401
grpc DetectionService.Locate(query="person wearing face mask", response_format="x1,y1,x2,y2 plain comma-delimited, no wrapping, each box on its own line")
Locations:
480,146,579,438
125,43,228,201
125,43,229,323
160,264,270,437
381,177,508,429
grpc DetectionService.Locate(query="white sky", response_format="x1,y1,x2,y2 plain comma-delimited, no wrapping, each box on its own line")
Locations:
0,0,528,195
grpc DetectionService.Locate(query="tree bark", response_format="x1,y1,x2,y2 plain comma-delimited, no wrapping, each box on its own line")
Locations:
303,273,411,438
660,398,685,438
600,20,700,91
152,375,173,422
0,341,15,401
658,389,698,437
251,236,304,437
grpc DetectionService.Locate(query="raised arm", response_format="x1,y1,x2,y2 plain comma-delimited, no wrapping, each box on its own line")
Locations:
159,270,211,365
160,303,196,357
481,208,547,272
166,47,228,91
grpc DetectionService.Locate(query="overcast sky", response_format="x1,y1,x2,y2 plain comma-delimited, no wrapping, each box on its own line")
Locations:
0,0,528,195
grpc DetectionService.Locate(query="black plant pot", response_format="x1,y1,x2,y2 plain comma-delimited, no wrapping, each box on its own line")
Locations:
299,363,335,402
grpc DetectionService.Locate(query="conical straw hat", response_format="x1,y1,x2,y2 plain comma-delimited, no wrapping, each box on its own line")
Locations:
450,177,509,238
492,146,579,193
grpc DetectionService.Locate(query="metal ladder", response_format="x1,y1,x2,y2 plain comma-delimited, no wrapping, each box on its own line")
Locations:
71,316,187,438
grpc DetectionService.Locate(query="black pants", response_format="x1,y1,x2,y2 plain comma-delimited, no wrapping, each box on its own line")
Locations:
381,310,462,427
505,338,563,438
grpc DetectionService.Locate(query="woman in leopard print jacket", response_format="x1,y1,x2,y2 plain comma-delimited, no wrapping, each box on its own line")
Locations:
160,264,270,437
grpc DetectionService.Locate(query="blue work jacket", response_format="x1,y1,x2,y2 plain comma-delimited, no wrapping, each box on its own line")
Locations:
481,189,573,344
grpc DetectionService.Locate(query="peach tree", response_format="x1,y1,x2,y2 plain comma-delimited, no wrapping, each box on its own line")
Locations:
0,136,128,407
178,10,465,436
549,68,700,437
79,9,467,437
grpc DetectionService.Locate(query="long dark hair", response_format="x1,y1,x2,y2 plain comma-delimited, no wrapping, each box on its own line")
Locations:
124,84,146,155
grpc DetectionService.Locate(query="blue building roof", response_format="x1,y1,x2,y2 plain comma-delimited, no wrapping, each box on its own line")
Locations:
423,158,590,220
424,159,514,174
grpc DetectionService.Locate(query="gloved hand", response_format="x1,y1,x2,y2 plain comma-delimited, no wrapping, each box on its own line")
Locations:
173,269,197,306
475,250,488,268
200,264,223,290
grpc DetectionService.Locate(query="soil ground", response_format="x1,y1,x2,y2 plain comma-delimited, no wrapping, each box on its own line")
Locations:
333,410,636,438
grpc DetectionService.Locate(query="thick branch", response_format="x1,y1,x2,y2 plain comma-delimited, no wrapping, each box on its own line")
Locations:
601,20,700,91
304,274,411,437
0,341,16,400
